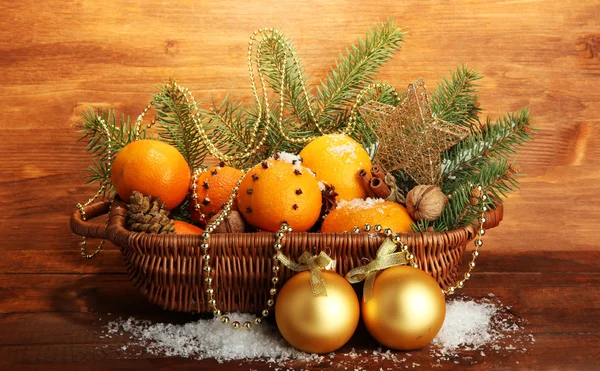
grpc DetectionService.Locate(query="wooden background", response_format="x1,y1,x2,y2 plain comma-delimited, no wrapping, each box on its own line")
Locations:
1,0,599,369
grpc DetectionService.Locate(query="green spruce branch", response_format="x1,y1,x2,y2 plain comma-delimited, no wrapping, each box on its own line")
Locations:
443,159,517,230
257,32,316,137
409,83,532,233
78,108,146,195
315,19,406,132
152,81,208,170
431,65,482,128
202,96,269,169
441,108,532,193
411,108,532,232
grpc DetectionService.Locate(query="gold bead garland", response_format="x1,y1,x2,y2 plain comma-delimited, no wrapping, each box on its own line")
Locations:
441,185,488,295
351,224,419,268
196,170,286,329
76,184,108,259
76,115,112,260
202,181,486,330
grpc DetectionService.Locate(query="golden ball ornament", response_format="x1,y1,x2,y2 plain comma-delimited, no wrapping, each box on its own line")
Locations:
362,266,446,351
275,270,360,354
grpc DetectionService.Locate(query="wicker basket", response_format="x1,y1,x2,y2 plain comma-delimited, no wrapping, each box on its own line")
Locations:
70,199,502,314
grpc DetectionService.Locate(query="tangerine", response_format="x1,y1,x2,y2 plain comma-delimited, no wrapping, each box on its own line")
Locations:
237,158,322,232
189,165,244,223
299,134,372,201
321,198,414,233
111,139,190,210
173,220,204,235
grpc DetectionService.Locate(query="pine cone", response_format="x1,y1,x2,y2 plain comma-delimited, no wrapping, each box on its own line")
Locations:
126,191,175,234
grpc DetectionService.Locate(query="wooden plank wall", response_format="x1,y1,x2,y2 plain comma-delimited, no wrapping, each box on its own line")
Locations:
1,0,598,277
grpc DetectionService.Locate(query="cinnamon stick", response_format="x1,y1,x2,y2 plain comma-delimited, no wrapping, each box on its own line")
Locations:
358,169,376,197
370,177,391,199
371,165,386,181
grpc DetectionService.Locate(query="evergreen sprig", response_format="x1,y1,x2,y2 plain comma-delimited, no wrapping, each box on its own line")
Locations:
202,96,268,169
439,159,517,231
255,19,405,156
152,82,208,170
257,32,316,137
431,65,482,128
78,108,146,195
442,108,532,192
315,20,406,131
411,108,532,232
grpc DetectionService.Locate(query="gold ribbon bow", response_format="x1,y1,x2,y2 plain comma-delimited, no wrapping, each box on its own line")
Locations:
345,238,408,302
276,251,334,297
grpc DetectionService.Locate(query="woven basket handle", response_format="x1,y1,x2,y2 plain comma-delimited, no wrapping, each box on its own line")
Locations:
70,200,112,240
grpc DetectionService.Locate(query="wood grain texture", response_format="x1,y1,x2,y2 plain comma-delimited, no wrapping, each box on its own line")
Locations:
1,0,599,369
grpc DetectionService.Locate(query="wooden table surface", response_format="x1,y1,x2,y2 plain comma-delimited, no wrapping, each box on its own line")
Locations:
1,0,599,370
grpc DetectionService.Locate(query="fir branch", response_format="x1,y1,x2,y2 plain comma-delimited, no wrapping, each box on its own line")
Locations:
413,159,520,232
258,32,317,136
85,159,111,186
432,108,532,231
441,108,532,192
431,65,482,128
414,107,532,232
78,108,145,195
202,96,268,169
315,19,405,131
448,159,518,229
152,81,208,170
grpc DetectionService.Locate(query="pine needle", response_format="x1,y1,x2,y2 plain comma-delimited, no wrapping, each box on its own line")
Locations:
77,108,146,196
316,19,406,131
431,65,483,128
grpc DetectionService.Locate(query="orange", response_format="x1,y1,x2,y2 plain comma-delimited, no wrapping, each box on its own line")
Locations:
321,199,414,233
189,165,244,223
237,158,322,232
299,134,372,202
111,139,190,210
173,220,204,234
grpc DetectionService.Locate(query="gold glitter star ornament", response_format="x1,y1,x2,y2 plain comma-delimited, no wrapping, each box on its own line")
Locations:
360,78,470,186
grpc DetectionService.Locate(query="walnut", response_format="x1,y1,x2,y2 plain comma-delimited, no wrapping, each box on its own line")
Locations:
209,210,246,233
405,185,448,221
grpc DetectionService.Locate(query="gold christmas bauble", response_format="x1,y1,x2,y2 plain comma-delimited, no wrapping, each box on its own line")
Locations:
362,266,446,350
275,270,360,354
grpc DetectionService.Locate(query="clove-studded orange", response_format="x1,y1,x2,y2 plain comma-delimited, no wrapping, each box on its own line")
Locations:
237,158,322,232
189,164,244,223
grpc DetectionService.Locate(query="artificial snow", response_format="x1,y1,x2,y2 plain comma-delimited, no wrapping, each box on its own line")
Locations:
272,151,317,178
328,142,358,159
100,295,534,367
336,197,385,211
325,134,360,162
274,152,302,165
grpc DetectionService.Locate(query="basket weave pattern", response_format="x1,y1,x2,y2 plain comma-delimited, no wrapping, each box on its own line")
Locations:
71,200,487,313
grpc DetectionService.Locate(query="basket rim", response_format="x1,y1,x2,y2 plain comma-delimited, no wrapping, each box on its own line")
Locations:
71,199,480,250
